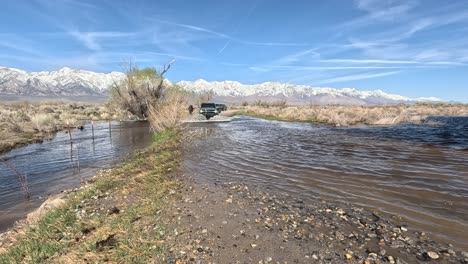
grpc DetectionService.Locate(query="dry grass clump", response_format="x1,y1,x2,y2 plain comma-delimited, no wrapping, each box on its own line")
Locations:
0,110,26,133
148,88,189,132
238,103,468,126
30,113,57,133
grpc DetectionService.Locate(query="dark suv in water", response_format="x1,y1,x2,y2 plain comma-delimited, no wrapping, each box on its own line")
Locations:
199,103,219,119
216,103,227,111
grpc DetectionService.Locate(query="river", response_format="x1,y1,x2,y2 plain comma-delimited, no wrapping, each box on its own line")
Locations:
0,121,153,232
184,116,468,250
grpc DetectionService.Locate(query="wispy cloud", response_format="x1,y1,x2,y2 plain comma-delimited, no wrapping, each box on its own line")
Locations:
249,65,403,72
69,31,135,51
142,51,203,61
426,61,467,66
150,18,308,48
219,0,262,53
60,0,98,9
0,34,43,56
317,71,400,84
342,0,416,29
69,31,100,50
319,59,418,64
276,49,321,65
220,62,249,67
242,48,321,73
344,36,468,66
318,58,467,66
154,19,230,39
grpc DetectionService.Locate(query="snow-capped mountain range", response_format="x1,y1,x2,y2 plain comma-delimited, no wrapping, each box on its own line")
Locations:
0,66,442,104
0,66,125,96
177,79,441,105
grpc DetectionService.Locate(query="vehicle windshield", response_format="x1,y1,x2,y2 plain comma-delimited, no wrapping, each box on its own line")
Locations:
201,103,216,108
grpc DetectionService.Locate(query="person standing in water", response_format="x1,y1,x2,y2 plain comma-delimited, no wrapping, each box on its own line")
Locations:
188,105,194,115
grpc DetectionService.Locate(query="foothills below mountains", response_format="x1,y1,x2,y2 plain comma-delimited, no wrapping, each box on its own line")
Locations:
0,66,442,105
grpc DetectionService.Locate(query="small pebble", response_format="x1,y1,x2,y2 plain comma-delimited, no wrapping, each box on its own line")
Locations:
425,251,439,260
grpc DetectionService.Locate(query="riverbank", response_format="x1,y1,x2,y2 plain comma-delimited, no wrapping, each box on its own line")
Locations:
0,102,129,154
0,130,181,263
228,104,468,126
163,178,466,263
1,124,467,263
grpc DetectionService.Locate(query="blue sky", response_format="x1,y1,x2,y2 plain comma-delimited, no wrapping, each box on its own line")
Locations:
1,0,468,101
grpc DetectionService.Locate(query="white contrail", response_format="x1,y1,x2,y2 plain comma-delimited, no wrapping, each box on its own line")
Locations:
219,0,262,53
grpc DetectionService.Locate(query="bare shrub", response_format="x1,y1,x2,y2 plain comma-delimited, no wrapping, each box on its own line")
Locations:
30,113,57,133
253,100,287,108
194,90,215,106
272,100,287,108
39,105,55,113
1,160,30,199
110,63,173,119
110,62,189,131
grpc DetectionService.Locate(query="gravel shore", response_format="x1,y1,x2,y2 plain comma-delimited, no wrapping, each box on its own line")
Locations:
163,176,467,264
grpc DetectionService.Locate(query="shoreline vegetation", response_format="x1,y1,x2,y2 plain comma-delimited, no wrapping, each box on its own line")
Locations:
0,130,182,263
2,99,467,155
0,102,130,155
229,102,468,126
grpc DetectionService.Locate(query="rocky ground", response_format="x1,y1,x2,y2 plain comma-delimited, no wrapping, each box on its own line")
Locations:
162,176,467,264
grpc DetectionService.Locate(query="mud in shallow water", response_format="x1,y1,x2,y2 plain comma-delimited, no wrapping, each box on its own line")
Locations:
184,116,468,250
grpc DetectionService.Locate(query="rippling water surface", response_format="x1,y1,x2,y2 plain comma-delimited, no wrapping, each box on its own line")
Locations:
0,121,152,231
184,116,468,250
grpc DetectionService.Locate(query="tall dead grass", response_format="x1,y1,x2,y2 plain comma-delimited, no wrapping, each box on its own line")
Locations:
239,104,468,126
148,88,189,132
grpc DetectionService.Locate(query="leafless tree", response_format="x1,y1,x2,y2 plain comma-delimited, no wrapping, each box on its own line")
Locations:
195,90,215,106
